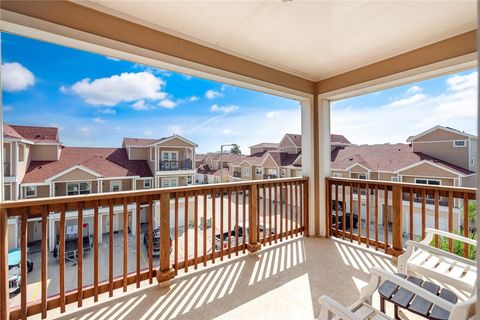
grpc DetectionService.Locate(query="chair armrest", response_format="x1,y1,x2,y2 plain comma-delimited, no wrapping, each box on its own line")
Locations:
370,267,455,311
405,240,476,267
318,295,362,320
425,228,476,246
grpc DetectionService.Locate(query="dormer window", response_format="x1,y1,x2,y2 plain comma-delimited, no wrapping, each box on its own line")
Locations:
453,140,466,147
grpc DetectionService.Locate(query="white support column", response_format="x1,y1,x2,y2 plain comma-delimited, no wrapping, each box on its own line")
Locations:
300,98,316,236
98,179,103,193
318,97,331,237
132,178,136,190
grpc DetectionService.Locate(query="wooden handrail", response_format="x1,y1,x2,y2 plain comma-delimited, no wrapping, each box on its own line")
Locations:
1,178,309,320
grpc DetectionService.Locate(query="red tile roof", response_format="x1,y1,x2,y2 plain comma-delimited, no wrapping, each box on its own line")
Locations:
331,144,473,175
22,147,152,183
3,124,59,142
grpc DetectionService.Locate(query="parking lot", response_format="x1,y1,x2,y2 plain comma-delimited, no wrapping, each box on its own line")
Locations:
9,194,300,308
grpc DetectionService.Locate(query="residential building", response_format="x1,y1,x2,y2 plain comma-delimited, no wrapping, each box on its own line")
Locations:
3,124,198,250
196,152,245,183
330,126,476,238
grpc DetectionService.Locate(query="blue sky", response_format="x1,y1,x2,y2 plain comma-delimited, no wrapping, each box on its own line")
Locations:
1,32,477,152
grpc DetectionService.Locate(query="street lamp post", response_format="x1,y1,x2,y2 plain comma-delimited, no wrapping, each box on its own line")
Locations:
220,144,236,183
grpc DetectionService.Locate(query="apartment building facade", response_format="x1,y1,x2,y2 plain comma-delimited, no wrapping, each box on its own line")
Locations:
2,124,197,250
196,153,245,184
330,126,476,238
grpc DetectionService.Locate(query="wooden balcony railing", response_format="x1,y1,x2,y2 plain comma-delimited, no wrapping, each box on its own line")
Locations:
326,177,476,257
0,177,308,320
158,160,193,171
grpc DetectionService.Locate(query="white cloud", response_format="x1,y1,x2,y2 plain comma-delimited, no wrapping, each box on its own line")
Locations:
205,89,223,100
1,62,35,92
131,100,155,111
388,93,426,107
406,85,422,94
447,72,477,91
158,99,177,108
168,125,182,135
189,96,199,102
182,74,193,80
210,104,239,113
64,72,166,106
266,111,279,118
143,129,153,136
222,129,239,136
105,56,120,61
98,108,116,115
331,71,477,145
93,117,105,123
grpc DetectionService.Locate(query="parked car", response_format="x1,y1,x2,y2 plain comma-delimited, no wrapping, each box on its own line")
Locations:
8,248,33,294
143,227,172,256
215,223,276,250
53,224,93,262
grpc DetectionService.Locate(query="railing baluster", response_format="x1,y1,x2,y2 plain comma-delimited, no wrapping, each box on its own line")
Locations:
421,189,426,239
342,182,346,239
108,200,113,296
93,201,99,301
335,182,339,237
383,186,388,253
349,183,353,242
228,189,232,257
148,197,153,283
0,209,8,320
295,182,299,236
184,193,189,272
123,198,128,291
280,183,284,241
463,193,469,258
357,183,362,245
194,192,198,269
175,194,179,273
235,188,239,256
274,183,278,241
41,206,48,319
211,190,216,263
365,183,370,247
243,187,247,253
203,191,208,266
409,188,414,241
263,185,267,244
136,197,141,287
434,190,439,247
375,186,379,250
220,188,224,259
60,205,66,311
78,203,84,306
21,214,27,320
448,191,453,253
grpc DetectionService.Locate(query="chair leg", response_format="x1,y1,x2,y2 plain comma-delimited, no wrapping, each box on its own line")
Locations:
394,305,399,320
380,296,385,313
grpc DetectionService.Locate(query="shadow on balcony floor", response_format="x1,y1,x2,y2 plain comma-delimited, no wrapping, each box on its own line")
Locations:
46,237,423,320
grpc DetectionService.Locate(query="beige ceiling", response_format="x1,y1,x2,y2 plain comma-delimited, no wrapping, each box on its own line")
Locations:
82,0,476,81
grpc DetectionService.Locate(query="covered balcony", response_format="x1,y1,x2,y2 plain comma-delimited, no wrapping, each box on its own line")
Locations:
0,1,477,320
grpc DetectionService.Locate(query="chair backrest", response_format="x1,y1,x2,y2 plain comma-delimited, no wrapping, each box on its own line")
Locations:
449,295,477,320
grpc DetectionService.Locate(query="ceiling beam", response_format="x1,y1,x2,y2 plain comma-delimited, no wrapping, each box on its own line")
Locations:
0,0,314,94
316,30,477,95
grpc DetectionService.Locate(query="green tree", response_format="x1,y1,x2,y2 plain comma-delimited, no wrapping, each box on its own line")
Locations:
230,144,241,155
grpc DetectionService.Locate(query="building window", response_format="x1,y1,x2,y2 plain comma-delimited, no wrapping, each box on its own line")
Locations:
242,167,250,176
19,144,25,162
256,167,263,175
150,147,155,161
295,170,302,177
358,174,367,179
67,182,91,196
281,168,286,176
471,157,475,166
161,177,178,188
144,179,152,188
414,178,441,186
110,180,122,192
453,140,466,147
25,186,37,197
332,173,342,178
391,176,399,182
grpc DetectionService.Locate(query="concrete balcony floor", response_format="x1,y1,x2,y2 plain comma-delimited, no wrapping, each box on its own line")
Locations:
37,237,449,320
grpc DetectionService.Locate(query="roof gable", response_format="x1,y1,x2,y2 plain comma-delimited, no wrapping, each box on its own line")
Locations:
407,126,476,142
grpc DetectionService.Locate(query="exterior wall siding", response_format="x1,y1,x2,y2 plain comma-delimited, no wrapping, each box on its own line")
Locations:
398,162,459,178
30,144,58,161
412,141,469,170
53,168,98,182
129,147,149,160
